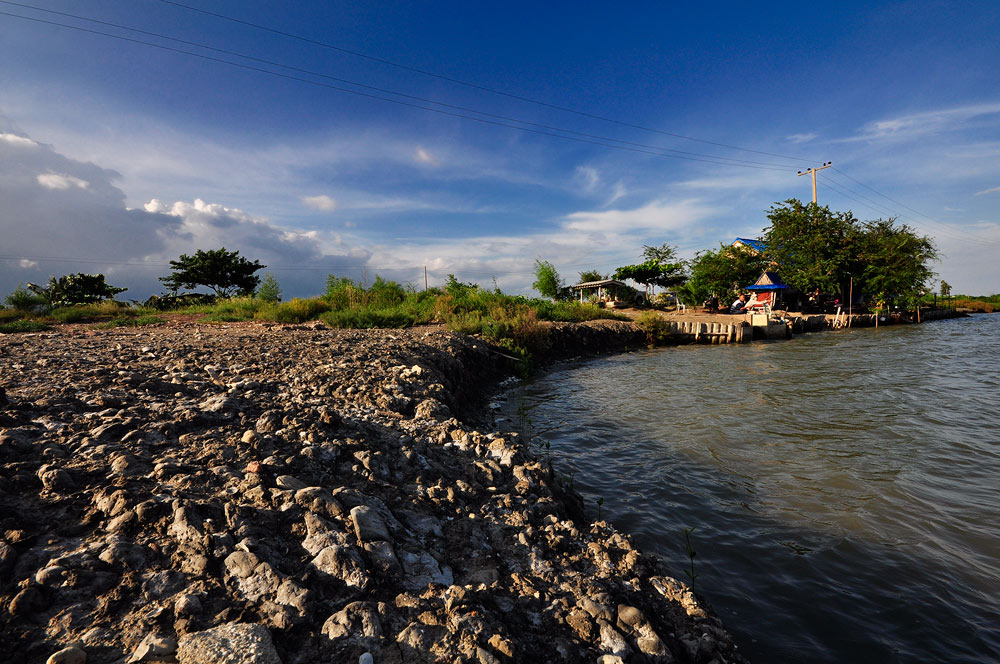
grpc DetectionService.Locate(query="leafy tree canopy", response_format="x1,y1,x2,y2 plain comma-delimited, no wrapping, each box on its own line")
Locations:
28,273,126,306
761,199,937,306
578,269,606,283
614,243,687,296
687,243,769,303
160,248,265,298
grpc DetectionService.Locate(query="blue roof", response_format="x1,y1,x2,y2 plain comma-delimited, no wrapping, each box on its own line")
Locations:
745,271,788,290
733,237,767,253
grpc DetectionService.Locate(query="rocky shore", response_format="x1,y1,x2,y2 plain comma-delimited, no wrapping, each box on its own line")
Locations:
0,320,747,664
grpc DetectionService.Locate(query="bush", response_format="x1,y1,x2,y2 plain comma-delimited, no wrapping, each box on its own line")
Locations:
4,284,47,312
635,310,670,346
321,308,415,329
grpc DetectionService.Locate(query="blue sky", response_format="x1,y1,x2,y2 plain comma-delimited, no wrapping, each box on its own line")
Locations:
2,0,998,299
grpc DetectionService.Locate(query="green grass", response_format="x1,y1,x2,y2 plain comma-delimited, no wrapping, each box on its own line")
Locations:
0,320,51,334
97,315,165,329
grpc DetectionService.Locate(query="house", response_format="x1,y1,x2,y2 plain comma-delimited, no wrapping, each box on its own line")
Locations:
731,237,767,254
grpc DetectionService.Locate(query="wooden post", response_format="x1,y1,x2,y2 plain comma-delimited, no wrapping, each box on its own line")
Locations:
848,276,853,328
424,266,428,291
797,162,833,204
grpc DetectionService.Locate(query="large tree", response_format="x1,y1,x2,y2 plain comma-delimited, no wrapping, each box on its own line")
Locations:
761,199,937,307
761,199,858,295
160,248,265,297
855,218,938,308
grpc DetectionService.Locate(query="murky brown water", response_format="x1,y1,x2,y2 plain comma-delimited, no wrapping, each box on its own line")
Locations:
501,315,1000,663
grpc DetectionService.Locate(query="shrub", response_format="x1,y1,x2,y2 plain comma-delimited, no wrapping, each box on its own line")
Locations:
635,310,670,346
321,308,415,329
255,273,282,303
4,284,48,312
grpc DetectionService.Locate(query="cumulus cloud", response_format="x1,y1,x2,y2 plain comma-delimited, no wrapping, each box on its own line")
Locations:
301,194,337,211
0,127,369,299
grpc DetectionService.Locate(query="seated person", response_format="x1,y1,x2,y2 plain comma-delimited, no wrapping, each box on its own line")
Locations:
730,293,748,314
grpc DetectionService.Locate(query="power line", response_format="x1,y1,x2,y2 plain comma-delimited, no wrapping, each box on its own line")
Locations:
152,0,819,164
831,167,1000,245
0,7,797,172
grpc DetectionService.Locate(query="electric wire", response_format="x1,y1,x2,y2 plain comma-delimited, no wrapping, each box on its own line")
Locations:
152,0,820,164
831,167,1000,244
0,8,798,172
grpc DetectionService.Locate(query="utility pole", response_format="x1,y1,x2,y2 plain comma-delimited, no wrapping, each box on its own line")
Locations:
797,162,832,203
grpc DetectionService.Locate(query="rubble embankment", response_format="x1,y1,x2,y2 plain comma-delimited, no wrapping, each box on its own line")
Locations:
0,320,746,664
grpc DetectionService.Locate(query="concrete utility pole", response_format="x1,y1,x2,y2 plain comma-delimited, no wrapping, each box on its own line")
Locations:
797,162,832,203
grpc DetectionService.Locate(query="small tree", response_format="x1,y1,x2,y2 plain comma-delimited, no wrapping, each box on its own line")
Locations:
256,272,282,303
160,248,264,298
28,273,126,307
532,260,563,300
939,280,951,298
578,269,606,283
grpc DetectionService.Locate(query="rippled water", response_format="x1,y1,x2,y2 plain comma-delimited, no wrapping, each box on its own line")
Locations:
501,315,1000,663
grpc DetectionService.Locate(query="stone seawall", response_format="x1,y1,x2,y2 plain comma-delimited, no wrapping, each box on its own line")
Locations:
0,323,746,664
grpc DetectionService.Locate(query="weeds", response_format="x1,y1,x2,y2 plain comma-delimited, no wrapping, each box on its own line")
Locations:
682,527,699,593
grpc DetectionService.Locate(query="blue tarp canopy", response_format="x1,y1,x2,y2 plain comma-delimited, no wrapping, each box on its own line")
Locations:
745,271,788,291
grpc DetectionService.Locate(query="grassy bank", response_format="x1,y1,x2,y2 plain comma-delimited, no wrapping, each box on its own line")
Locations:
1,275,626,371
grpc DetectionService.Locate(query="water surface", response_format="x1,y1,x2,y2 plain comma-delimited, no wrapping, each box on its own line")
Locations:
502,315,1000,663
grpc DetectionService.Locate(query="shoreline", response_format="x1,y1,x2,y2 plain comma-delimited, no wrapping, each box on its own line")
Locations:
0,322,745,664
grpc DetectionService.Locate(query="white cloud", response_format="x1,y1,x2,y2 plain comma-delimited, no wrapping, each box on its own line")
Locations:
0,128,370,300
37,173,90,190
605,180,627,206
844,102,1000,142
0,132,37,148
787,133,818,144
974,186,1000,196
301,194,337,211
575,166,600,193
561,199,717,234
414,147,438,165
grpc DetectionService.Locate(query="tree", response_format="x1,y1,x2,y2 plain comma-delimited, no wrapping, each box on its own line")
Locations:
160,248,265,297
939,280,951,298
28,273,126,307
578,269,606,283
532,260,563,300
761,199,858,295
255,272,282,303
687,243,769,302
613,244,687,299
855,218,937,308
